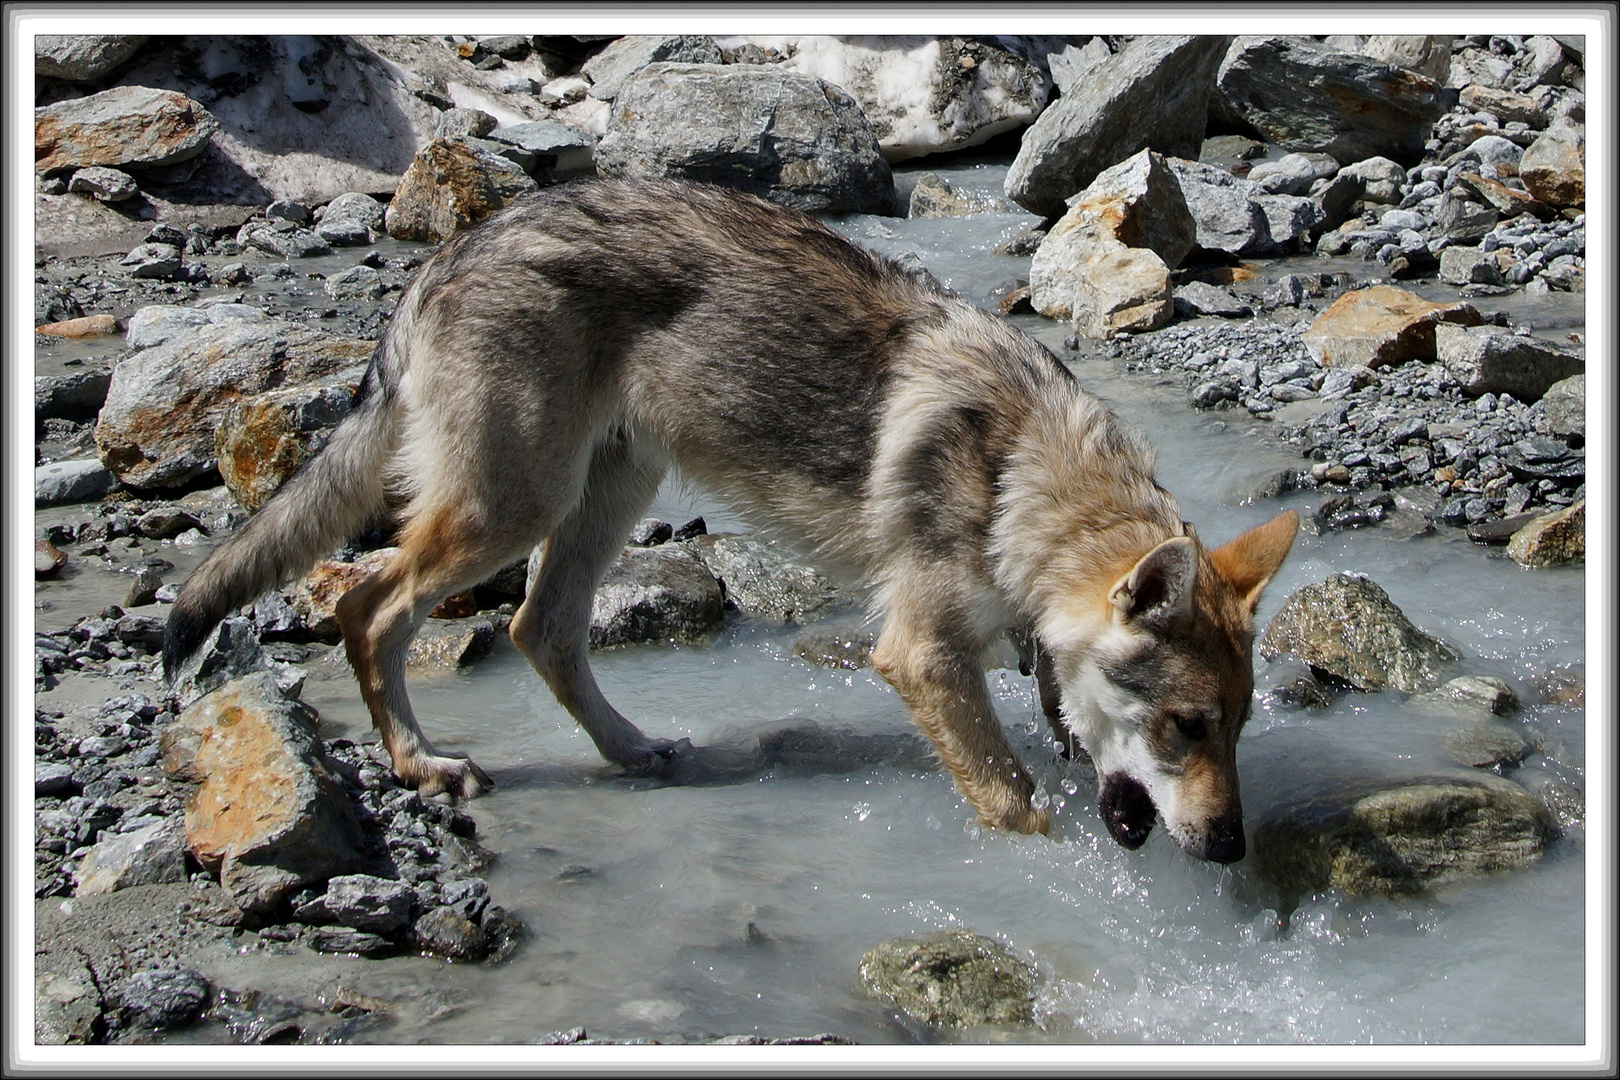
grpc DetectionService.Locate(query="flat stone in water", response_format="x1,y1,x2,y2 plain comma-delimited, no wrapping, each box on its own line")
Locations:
1441,722,1535,770
858,929,1036,1029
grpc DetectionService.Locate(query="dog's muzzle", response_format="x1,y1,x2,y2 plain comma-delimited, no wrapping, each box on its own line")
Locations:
1098,774,1155,849
1191,816,1246,864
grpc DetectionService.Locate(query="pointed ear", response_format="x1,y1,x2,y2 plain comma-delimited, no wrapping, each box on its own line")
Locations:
1110,536,1198,627
1209,510,1299,614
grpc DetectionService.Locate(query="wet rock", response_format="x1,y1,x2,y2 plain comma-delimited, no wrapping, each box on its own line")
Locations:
590,544,726,648
581,34,722,101
794,624,876,670
384,137,539,244
907,172,1020,218
94,319,372,490
1029,149,1194,320
858,930,1036,1029
1007,35,1229,218
316,191,386,236
125,565,165,608
35,313,117,338
320,874,415,933
1252,774,1555,896
36,458,119,507
696,535,845,626
324,265,386,301
1409,675,1521,719
1537,781,1584,832
35,85,218,173
160,672,364,915
134,506,204,540
288,548,397,641
67,165,138,202
628,517,673,546
1434,324,1583,403
1215,37,1445,165
120,243,183,281
1540,375,1583,439
1441,722,1535,770
1505,501,1584,568
73,818,188,896
119,968,211,1033
35,34,149,82
764,36,1050,163
596,63,893,216
1302,286,1485,370
1259,573,1459,693
412,905,487,961
213,367,365,512
407,618,496,670
1519,120,1585,208
36,370,113,424
35,538,70,581
309,927,394,957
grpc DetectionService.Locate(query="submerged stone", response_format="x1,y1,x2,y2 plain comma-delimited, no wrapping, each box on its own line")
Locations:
859,930,1037,1029
1259,573,1459,693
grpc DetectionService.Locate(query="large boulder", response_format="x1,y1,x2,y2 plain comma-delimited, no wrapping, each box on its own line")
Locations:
1259,573,1459,693
695,535,847,625
1519,120,1585,208
596,62,893,215
214,367,367,511
1252,773,1555,896
859,930,1037,1029
159,673,365,915
93,320,373,490
1540,375,1584,439
581,34,722,100
1301,286,1485,370
35,35,150,82
34,85,218,174
1506,502,1585,569
1006,35,1230,218
1064,248,1174,339
1028,149,1193,320
384,137,538,243
1357,35,1454,82
1165,157,1322,255
1434,324,1584,402
746,36,1051,162
1216,36,1447,165
590,543,727,648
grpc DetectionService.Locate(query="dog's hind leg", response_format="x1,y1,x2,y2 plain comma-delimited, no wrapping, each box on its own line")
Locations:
872,586,1049,835
335,503,523,798
509,425,677,775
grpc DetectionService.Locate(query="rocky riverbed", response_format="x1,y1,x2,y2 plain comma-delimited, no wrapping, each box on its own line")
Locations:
29,29,1589,1050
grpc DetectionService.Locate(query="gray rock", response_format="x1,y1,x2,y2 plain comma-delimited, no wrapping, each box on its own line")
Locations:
596,63,893,216
1438,246,1505,286
582,34,723,100
793,624,876,670
135,506,203,539
120,243,183,280
36,762,78,797
67,165,138,202
858,930,1036,1029
1163,158,1269,255
125,565,165,608
35,35,149,82
35,371,112,422
94,318,372,490
907,172,1020,218
1174,281,1253,318
236,220,332,259
1252,773,1555,896
1435,324,1584,402
1410,675,1521,719
169,616,304,708
265,199,310,224
1506,501,1584,569
1359,35,1454,83
324,264,386,301
406,618,496,670
590,544,726,648
315,218,371,246
1519,119,1585,208
34,960,102,1044
1540,375,1583,438
1216,37,1446,165
309,927,394,956
434,108,498,139
125,305,211,349
35,85,218,172
412,905,487,961
628,518,673,546
1006,35,1230,218
1433,190,1499,242
1248,152,1340,196
318,191,386,232
696,536,846,626
487,120,596,177
1441,721,1535,770
74,818,187,896
1259,573,1460,693
119,968,210,1032
160,672,363,914
321,874,415,933
35,458,118,507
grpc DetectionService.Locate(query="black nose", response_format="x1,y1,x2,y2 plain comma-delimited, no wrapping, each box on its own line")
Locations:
1201,817,1246,864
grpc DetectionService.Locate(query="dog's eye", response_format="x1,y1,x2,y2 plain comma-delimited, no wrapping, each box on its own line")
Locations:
1174,713,1207,741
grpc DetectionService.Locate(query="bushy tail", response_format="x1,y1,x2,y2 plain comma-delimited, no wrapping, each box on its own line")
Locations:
162,356,400,680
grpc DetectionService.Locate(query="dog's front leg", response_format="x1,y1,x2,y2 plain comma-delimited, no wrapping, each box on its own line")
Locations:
872,618,1049,835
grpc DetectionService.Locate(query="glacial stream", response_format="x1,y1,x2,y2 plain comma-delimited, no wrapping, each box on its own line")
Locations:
38,162,1588,1047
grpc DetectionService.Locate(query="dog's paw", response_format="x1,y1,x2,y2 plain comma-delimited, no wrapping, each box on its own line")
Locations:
615,737,684,778
406,754,493,800
982,804,1050,836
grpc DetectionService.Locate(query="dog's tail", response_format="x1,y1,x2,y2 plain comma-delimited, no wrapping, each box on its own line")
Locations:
162,338,402,680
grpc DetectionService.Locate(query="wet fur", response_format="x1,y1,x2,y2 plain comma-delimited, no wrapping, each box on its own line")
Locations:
166,178,1296,857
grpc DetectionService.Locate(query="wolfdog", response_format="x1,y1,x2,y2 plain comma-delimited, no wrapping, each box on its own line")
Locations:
165,177,1297,862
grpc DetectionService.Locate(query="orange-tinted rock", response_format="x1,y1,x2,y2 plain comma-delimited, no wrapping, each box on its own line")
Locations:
1519,121,1585,209
159,673,363,915
1506,501,1584,569
35,538,69,578
287,548,398,641
213,370,364,511
384,137,537,243
35,314,118,338
1302,285,1484,369
35,85,217,173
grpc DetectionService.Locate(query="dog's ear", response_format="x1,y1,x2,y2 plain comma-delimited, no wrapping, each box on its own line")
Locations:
1110,536,1198,627
1209,510,1299,614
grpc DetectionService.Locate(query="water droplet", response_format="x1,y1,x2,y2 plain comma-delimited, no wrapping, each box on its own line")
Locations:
964,821,982,840
1060,778,1078,796
1031,783,1051,810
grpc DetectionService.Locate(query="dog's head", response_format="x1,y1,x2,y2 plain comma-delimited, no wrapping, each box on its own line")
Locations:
1050,511,1298,863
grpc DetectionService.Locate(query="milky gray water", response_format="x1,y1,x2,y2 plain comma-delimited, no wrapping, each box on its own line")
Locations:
45,162,1588,1046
